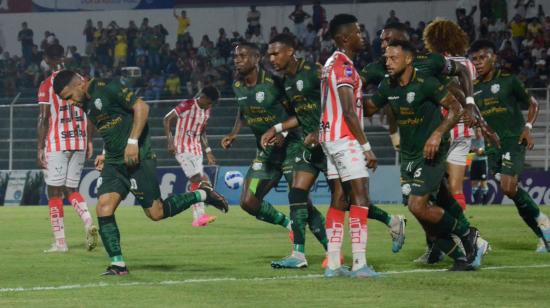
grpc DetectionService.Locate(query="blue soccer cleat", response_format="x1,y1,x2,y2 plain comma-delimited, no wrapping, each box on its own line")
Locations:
324,266,351,278
350,265,380,278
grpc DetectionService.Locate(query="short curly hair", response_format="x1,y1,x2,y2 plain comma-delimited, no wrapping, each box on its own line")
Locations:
423,18,469,56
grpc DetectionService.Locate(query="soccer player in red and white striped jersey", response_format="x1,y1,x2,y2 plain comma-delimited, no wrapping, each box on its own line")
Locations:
319,14,378,278
163,86,220,227
36,44,98,253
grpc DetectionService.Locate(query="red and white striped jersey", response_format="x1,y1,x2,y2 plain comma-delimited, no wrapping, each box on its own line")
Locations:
444,56,477,140
319,51,363,143
38,71,88,152
173,99,210,156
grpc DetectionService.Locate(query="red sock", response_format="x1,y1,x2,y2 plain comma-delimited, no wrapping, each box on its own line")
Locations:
48,197,65,247
67,192,92,227
349,205,368,270
453,193,466,211
190,182,200,191
325,207,345,269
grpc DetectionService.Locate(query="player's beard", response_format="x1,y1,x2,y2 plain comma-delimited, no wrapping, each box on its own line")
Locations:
388,66,406,87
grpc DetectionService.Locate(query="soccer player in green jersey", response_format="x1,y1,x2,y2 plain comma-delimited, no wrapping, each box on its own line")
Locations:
262,33,406,269
469,39,550,252
365,40,484,271
221,42,296,257
53,70,229,275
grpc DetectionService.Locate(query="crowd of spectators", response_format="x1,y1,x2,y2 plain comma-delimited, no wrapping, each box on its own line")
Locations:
1,0,550,101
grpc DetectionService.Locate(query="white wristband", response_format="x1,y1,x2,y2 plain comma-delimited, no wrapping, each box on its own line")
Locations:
525,122,533,130
205,147,212,153
102,149,106,155
466,96,475,105
274,123,283,133
361,142,372,152
127,138,138,145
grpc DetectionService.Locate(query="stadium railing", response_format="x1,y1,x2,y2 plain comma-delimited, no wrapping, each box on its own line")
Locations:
1,88,549,171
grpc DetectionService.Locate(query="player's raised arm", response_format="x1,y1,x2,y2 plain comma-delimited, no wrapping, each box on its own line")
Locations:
221,107,243,149
163,109,178,155
125,98,149,167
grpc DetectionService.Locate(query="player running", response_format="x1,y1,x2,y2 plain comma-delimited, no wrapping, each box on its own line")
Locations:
163,86,220,227
221,42,296,258
37,44,98,253
469,39,550,252
53,70,229,275
365,40,485,271
319,14,379,278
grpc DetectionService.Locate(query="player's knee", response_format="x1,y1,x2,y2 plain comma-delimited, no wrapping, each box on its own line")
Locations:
407,199,425,218
288,187,308,204
240,194,259,216
96,203,115,217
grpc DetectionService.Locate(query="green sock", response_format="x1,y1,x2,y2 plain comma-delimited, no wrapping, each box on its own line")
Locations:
368,203,392,226
162,191,202,218
437,190,470,229
98,215,122,259
433,210,470,237
435,236,467,261
256,200,290,228
512,188,542,237
290,204,308,250
307,203,328,250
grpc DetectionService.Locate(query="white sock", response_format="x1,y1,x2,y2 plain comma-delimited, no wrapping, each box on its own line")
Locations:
349,210,368,271
71,199,93,228
536,212,550,228
192,202,206,220
326,223,344,270
50,209,66,248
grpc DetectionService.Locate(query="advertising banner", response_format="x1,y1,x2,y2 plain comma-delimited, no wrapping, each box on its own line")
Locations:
31,0,173,12
0,0,32,13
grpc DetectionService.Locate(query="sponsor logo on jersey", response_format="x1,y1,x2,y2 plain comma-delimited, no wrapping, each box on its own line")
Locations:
491,84,500,94
255,91,265,103
296,80,304,91
388,96,400,100
406,92,415,104
237,96,247,101
94,98,102,110
473,90,483,96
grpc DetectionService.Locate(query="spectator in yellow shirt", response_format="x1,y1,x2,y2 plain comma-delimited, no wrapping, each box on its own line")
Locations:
165,73,181,98
113,33,127,68
509,14,527,47
174,8,190,41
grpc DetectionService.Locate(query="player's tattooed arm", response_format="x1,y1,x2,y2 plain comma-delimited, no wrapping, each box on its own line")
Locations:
163,109,178,155
519,96,539,150
424,93,463,160
221,107,243,149
125,98,149,167
340,87,377,170
37,104,51,169
260,116,298,149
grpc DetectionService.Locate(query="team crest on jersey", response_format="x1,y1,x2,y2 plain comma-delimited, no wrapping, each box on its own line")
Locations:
406,92,415,103
94,98,102,110
344,66,353,77
491,84,500,94
256,91,265,103
296,80,304,91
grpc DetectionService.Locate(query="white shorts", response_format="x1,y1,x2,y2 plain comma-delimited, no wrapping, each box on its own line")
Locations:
176,152,204,178
446,136,472,166
43,150,85,188
322,137,369,181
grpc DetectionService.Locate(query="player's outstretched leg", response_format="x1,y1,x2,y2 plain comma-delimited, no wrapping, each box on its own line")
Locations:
369,203,406,253
241,178,291,230
161,182,228,219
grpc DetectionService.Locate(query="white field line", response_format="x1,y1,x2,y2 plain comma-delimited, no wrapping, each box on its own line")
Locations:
1,263,550,293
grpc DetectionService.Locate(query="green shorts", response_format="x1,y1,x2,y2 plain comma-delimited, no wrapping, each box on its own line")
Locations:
97,159,160,208
292,143,327,177
245,139,301,184
486,137,525,177
401,154,446,198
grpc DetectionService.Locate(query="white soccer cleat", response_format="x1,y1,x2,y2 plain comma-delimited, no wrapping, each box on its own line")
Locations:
86,225,99,251
44,243,68,253
389,215,406,253
536,238,548,253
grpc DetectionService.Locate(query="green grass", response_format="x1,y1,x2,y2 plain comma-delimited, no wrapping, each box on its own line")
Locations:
1,205,550,307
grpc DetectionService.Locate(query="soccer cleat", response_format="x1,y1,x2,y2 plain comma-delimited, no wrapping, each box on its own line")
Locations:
324,266,351,278
192,214,217,227
539,225,550,251
350,265,380,278
86,225,99,251
321,254,345,269
271,255,308,269
389,215,406,253
44,243,68,253
101,265,129,276
199,181,229,213
461,227,480,264
472,236,489,268
449,259,475,272
413,246,444,264
536,238,548,253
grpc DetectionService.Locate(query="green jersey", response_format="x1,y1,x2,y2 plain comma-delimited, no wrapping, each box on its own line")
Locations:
371,71,449,160
233,68,297,145
473,70,530,139
360,53,457,86
83,78,154,164
283,59,321,136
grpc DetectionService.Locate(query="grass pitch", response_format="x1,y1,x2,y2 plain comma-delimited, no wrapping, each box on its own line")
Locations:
1,204,550,307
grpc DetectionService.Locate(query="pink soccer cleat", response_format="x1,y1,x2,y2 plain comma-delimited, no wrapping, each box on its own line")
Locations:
192,214,217,227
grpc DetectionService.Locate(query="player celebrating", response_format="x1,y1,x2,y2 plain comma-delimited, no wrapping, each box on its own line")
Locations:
470,128,489,205
319,14,378,278
365,40,484,271
469,40,550,252
37,44,98,253
53,70,229,275
163,86,220,227
221,42,295,256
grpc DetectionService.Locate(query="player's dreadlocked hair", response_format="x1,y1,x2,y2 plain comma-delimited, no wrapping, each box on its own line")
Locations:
329,14,358,39
423,18,469,56
269,33,297,49
53,70,77,97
